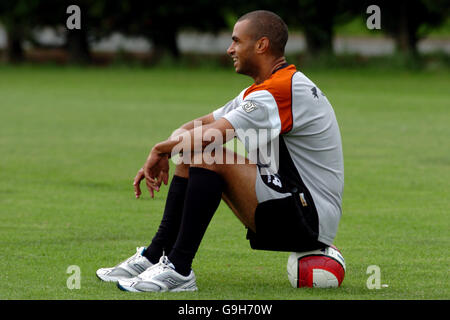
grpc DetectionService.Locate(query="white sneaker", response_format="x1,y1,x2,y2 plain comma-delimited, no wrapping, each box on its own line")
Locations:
117,256,198,292
96,247,153,282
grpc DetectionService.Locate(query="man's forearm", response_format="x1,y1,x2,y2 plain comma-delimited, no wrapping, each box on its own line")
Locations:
170,113,215,139
155,124,208,156
154,117,234,158
152,138,182,156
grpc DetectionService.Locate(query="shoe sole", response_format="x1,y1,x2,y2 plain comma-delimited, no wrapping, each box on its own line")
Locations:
96,270,135,283
96,273,119,282
117,282,198,292
117,282,140,292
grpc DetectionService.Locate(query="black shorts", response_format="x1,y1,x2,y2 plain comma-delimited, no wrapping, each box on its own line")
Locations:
247,168,326,252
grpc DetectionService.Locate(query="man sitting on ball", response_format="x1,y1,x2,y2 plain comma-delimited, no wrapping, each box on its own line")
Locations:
96,10,344,292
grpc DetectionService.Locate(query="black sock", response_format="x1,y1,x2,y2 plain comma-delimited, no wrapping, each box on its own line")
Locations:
144,175,188,264
168,167,224,276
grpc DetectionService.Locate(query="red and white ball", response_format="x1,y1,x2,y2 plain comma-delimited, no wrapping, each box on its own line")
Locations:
287,245,346,288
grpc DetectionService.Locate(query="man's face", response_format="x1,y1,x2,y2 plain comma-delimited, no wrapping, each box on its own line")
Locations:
227,20,258,76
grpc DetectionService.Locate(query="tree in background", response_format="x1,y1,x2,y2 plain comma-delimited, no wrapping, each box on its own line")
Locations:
363,0,449,55
33,1,90,64
227,0,360,57
0,0,112,64
0,0,230,63
1,0,448,64
221,0,450,58
0,0,40,63
30,0,127,64
284,0,357,56
114,0,230,62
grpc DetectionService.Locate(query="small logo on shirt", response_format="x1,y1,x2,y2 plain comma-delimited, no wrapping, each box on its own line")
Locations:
299,193,308,207
241,101,258,113
311,87,326,99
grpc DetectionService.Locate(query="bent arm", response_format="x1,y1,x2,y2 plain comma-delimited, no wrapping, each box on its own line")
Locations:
141,117,234,196
153,117,235,157
170,113,216,139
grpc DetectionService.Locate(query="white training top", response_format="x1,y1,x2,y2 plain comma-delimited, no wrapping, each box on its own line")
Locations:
213,64,344,246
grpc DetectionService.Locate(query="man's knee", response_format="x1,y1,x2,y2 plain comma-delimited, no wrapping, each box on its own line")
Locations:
177,148,247,176
174,162,190,178
174,153,221,177
188,149,227,173
190,158,220,173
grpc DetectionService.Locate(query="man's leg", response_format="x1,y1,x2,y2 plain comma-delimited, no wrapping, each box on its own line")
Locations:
117,148,259,291
97,163,192,283
143,163,190,263
216,151,258,232
168,148,258,275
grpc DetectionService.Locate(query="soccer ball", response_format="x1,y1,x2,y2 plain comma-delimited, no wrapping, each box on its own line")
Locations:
287,245,346,288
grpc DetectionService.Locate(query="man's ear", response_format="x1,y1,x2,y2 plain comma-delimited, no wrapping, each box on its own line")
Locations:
255,37,270,54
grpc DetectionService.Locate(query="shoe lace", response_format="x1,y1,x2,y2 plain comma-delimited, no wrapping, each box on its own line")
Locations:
115,247,144,267
138,255,173,279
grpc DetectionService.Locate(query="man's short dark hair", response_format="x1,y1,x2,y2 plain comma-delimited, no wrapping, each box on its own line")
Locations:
237,10,288,57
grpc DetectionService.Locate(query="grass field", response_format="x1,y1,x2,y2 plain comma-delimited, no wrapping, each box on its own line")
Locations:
0,64,448,300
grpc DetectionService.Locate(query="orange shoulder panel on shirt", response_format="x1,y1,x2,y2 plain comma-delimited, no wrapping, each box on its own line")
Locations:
243,64,297,134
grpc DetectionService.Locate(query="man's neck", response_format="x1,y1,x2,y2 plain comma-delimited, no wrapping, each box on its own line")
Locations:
253,56,287,85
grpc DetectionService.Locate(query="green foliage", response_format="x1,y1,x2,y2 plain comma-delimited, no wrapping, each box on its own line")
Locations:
361,0,450,53
1,1,449,63
286,52,450,72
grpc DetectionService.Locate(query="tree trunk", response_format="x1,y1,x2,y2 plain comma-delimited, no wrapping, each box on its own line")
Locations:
6,25,25,63
304,24,333,56
66,29,91,64
149,26,180,63
395,0,418,55
300,0,336,56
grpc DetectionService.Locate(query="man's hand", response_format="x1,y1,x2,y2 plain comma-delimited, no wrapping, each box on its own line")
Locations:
133,149,169,199
133,168,146,198
132,115,231,199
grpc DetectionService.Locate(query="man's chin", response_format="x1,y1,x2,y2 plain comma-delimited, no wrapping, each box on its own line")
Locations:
233,62,251,76
233,63,240,73
235,66,246,75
